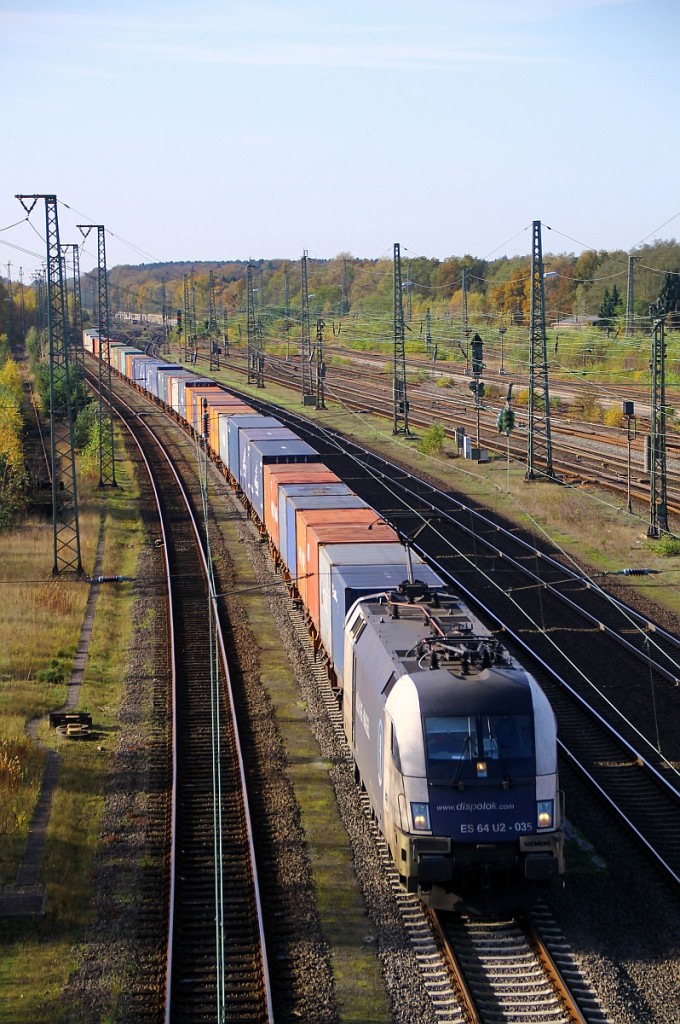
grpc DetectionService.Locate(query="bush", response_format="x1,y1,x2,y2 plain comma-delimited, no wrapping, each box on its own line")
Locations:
74,403,98,450
654,535,680,557
570,383,604,423
36,657,68,684
603,406,624,428
418,423,446,455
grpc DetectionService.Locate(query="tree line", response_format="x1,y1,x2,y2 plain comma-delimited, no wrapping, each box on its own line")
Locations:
81,238,680,331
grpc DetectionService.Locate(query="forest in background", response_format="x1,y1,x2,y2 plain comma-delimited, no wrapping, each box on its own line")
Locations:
76,238,680,332
1,239,680,344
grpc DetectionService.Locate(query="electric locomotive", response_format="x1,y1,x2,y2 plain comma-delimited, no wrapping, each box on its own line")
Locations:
342,581,564,915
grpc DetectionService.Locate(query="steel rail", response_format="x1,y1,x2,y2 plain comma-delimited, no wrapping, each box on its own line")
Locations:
432,910,590,1024
100,402,178,1024
89,369,274,1024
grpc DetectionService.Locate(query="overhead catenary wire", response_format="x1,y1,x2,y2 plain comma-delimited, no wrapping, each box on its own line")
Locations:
286,395,680,775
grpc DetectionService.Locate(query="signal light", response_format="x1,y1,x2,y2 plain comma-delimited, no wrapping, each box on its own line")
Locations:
471,333,484,375
497,405,516,435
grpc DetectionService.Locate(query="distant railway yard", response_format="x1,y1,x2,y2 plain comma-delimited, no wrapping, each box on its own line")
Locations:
2,323,680,1023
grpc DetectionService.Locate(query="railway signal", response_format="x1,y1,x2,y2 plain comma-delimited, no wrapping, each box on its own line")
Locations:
471,333,484,375
623,401,636,515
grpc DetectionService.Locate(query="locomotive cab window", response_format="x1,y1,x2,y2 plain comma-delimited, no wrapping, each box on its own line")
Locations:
425,715,534,779
426,717,476,760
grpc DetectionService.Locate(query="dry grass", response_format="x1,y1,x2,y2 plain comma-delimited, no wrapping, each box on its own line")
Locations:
0,443,145,1022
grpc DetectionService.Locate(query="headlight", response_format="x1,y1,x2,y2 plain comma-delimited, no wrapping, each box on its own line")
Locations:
537,800,554,829
411,802,431,831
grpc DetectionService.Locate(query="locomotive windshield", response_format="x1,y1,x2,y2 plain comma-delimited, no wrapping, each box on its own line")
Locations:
425,715,534,781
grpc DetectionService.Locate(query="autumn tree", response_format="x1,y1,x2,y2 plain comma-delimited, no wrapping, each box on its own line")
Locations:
0,358,26,525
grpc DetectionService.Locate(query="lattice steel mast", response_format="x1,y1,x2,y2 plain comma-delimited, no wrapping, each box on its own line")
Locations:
17,194,83,575
315,317,326,409
77,225,117,487
62,243,84,384
208,269,220,371
392,242,410,435
648,316,669,536
183,274,191,363
300,250,313,401
247,262,258,385
526,220,555,480
625,255,640,337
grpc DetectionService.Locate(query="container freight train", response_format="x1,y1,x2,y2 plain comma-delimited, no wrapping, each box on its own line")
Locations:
84,329,565,914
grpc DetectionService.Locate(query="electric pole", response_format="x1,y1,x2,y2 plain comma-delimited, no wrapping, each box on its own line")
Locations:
5,262,13,341
526,220,555,481
625,255,640,337
222,308,229,355
648,316,669,536
183,274,191,363
315,318,326,409
18,194,83,575
245,264,261,387
18,267,25,338
77,224,117,487
161,274,170,354
300,250,313,402
208,269,220,371
62,243,85,387
392,243,410,435
190,273,197,362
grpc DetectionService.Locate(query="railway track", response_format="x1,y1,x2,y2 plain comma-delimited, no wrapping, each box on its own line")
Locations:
91,368,273,1023
281,547,605,1024
95,353,680,1019
280,537,608,1023
203,347,680,516
203,381,680,892
433,908,606,1024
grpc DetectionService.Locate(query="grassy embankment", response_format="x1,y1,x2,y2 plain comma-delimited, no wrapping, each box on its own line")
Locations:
0,447,144,1024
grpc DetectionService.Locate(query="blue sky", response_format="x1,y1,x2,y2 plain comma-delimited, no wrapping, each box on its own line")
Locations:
1,0,679,278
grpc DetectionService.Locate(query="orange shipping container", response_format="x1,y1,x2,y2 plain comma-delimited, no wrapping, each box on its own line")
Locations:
263,464,341,551
301,521,400,629
208,404,254,455
185,386,234,431
191,398,243,437
296,507,398,611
